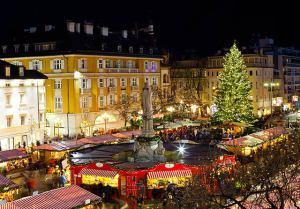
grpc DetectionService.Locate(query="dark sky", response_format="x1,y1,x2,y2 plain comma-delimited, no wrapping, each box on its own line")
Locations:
0,0,299,55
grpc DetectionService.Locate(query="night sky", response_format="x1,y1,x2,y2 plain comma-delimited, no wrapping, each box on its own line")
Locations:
0,0,299,55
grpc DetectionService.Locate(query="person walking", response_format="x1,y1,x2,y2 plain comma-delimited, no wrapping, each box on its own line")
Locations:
58,172,67,187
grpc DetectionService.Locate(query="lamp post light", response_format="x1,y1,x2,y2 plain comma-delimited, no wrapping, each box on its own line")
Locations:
102,112,109,133
263,81,280,116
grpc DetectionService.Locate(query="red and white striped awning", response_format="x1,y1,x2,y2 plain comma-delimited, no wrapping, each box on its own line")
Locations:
79,168,118,178
0,185,101,209
147,170,192,179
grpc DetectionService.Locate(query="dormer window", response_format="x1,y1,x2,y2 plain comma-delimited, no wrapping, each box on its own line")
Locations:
19,67,24,77
5,66,11,77
117,45,122,52
101,43,105,51
149,48,153,54
129,46,133,53
14,44,20,53
139,47,143,54
24,44,29,52
2,45,7,54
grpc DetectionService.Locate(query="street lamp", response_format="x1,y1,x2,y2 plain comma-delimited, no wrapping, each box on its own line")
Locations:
102,112,109,133
263,81,280,115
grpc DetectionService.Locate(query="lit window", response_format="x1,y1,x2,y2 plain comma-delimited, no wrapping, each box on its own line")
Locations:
152,77,157,86
127,60,133,68
121,94,126,103
81,97,88,108
98,78,104,87
14,45,20,53
5,67,11,77
53,59,63,70
109,95,115,105
117,45,122,52
109,78,115,87
2,45,7,53
149,48,153,54
55,97,63,109
116,60,122,68
54,80,62,89
31,60,42,70
144,61,148,70
132,78,137,86
24,44,29,52
139,47,143,54
98,59,104,68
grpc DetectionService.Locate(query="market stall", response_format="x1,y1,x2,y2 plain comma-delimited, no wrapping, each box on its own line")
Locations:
220,127,288,156
0,185,101,209
0,150,29,174
0,174,19,203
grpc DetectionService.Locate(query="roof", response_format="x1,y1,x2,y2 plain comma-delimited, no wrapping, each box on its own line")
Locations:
0,149,28,163
0,175,19,192
0,185,101,209
0,60,47,80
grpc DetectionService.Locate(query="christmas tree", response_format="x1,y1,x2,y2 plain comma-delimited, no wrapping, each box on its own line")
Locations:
211,43,255,124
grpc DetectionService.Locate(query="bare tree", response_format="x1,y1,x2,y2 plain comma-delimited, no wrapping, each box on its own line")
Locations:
110,95,139,127
152,86,174,115
164,129,300,209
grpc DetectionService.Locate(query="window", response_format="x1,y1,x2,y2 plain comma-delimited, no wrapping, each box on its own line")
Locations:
152,77,157,86
55,97,63,109
35,44,41,51
99,96,104,107
2,45,7,53
14,45,20,53
5,67,10,77
129,46,133,53
20,115,26,125
139,47,143,54
5,94,11,106
24,44,29,52
98,78,104,87
127,60,133,68
19,67,24,76
20,93,25,104
105,60,110,68
132,94,138,102
117,45,122,52
256,70,258,76
109,95,115,105
81,79,88,89
5,82,10,87
97,59,105,68
121,94,126,103
132,78,137,86
6,116,12,127
81,97,88,108
149,48,153,54
211,72,214,77
11,61,23,66
144,61,148,70
249,70,253,76
101,43,105,51
39,113,44,122
54,80,62,89
163,74,169,83
121,78,126,87
116,60,122,68
109,78,115,87
52,59,63,70
78,58,87,70
31,60,42,70
207,72,210,76
217,72,219,76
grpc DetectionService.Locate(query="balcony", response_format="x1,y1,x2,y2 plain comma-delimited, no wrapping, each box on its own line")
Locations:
106,68,139,73
80,88,91,94
131,85,139,91
108,86,117,92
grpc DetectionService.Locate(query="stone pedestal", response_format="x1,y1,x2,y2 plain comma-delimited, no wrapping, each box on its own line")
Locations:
133,136,166,162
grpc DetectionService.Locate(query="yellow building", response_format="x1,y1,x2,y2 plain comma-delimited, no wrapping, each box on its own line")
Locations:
1,21,162,138
206,54,276,116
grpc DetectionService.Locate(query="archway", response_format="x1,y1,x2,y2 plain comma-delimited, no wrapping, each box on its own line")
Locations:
80,120,91,137
94,113,118,135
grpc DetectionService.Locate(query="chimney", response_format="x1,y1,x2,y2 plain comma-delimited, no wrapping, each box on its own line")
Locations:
84,22,94,35
122,30,128,39
76,23,81,33
67,21,75,32
101,27,109,36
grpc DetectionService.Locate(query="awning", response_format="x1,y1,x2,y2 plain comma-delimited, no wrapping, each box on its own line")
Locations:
0,149,28,163
0,174,19,192
147,170,192,179
79,168,118,178
0,185,101,209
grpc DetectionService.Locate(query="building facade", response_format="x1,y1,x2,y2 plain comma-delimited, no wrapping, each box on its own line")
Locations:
0,61,47,151
0,20,162,138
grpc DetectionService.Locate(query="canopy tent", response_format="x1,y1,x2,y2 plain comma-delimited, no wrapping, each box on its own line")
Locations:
156,122,182,129
0,185,101,209
0,150,28,163
0,175,18,192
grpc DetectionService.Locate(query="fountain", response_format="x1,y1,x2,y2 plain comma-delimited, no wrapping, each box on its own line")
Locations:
133,82,166,162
